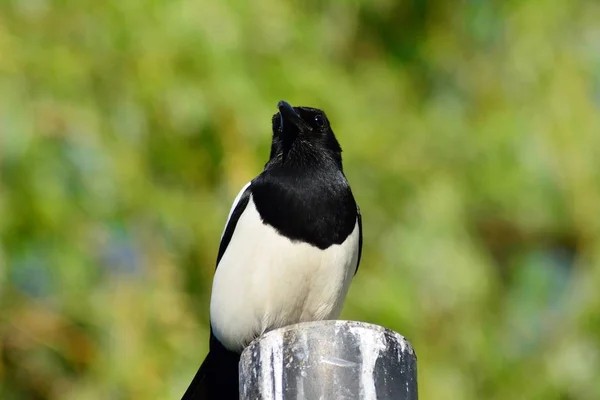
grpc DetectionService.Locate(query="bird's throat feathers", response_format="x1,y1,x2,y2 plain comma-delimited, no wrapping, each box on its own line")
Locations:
267,141,343,173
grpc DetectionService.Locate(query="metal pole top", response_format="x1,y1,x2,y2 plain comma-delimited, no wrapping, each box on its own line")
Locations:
239,320,418,400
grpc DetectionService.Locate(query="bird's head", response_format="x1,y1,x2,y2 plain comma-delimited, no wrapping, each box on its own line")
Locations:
267,100,343,170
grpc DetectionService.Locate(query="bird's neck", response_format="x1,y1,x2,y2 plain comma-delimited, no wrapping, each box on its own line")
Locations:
250,166,356,249
267,141,343,172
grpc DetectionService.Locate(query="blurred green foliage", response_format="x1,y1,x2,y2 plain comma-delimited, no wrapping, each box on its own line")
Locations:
1,0,600,399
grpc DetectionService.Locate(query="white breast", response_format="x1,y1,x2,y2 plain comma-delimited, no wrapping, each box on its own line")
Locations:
210,194,360,353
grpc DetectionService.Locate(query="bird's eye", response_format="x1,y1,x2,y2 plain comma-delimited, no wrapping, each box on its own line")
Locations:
314,115,326,128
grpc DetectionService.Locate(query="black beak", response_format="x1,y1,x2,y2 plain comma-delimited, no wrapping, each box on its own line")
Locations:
277,100,311,132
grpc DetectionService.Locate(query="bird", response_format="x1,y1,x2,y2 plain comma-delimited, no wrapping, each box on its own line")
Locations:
182,100,363,399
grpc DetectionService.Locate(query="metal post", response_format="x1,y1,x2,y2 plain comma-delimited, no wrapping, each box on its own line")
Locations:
239,320,418,400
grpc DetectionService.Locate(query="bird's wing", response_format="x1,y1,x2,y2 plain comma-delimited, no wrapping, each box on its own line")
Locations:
355,204,363,275
216,182,253,268
181,332,240,399
182,184,252,399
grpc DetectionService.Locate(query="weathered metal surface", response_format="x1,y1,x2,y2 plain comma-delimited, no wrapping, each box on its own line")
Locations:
239,320,418,400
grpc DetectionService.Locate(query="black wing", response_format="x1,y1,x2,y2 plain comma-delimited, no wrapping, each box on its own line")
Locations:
181,186,253,399
181,332,241,399
354,204,363,275
215,184,252,268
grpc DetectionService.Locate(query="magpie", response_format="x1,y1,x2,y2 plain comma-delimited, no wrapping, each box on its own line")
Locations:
182,100,363,399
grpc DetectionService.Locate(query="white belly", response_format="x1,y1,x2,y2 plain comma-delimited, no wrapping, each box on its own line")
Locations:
210,195,360,353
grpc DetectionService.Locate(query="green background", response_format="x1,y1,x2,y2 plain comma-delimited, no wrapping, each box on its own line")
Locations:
1,0,600,399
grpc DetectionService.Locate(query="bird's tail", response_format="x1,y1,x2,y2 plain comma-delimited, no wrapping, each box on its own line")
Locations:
182,333,241,400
